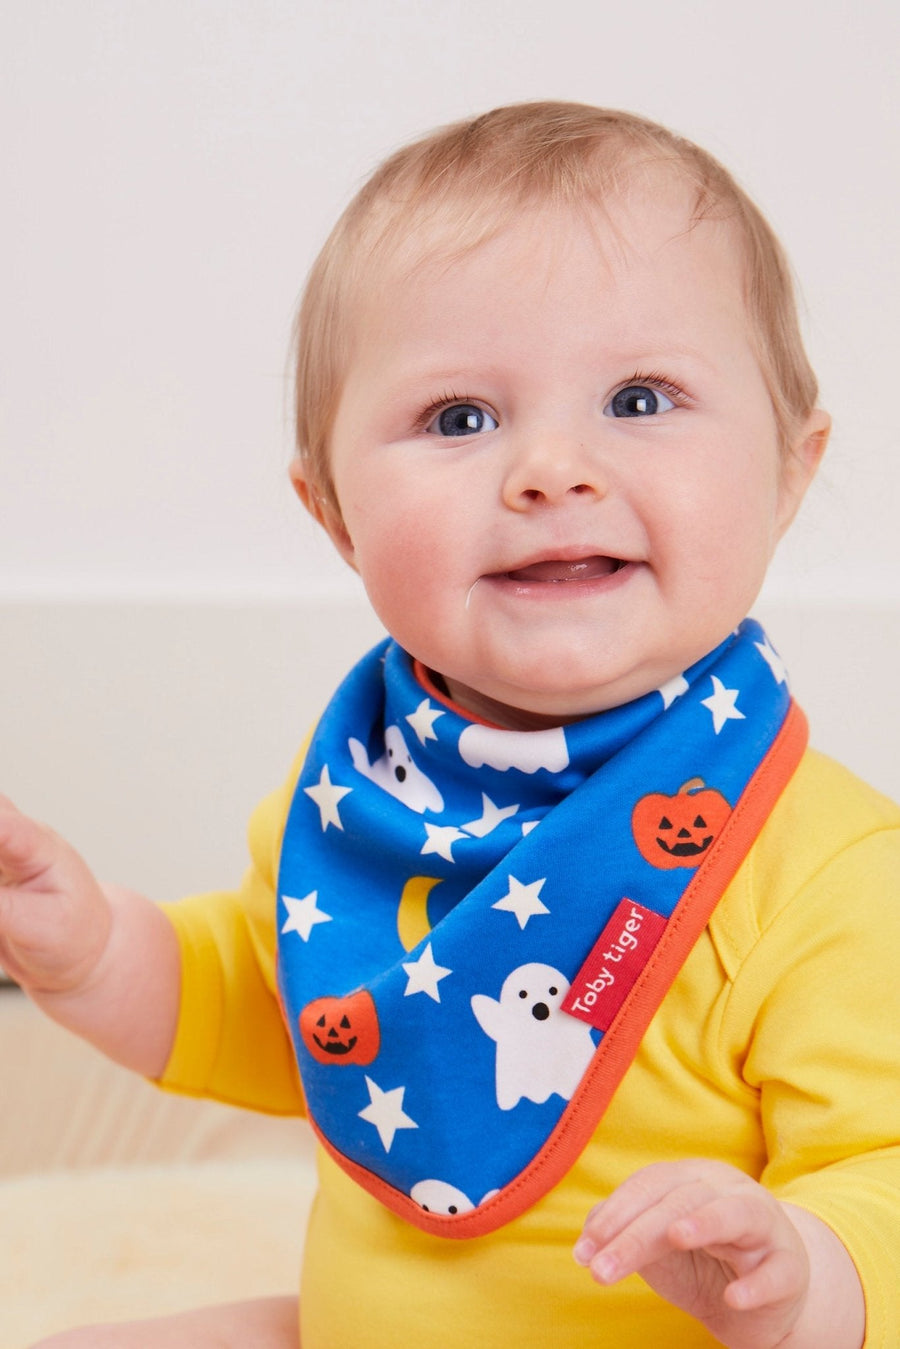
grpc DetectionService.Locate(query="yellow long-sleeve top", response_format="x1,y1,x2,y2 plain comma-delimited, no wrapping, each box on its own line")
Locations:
162,746,900,1347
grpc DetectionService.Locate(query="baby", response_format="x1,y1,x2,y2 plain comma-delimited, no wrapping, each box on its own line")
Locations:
3,102,899,1348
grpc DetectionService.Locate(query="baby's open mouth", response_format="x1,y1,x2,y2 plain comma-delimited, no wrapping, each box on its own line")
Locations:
503,556,626,583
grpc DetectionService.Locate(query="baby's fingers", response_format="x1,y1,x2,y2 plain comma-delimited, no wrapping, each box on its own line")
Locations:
722,1249,808,1313
0,800,111,992
576,1176,722,1283
0,797,57,885
576,1161,727,1263
671,1201,808,1310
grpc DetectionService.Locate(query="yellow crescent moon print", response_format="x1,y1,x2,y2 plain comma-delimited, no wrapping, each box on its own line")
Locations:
397,875,442,951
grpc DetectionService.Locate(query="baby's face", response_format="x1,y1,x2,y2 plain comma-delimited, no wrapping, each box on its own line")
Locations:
318,186,824,728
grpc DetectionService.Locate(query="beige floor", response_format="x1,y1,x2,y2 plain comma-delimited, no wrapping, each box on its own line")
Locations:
0,988,317,1347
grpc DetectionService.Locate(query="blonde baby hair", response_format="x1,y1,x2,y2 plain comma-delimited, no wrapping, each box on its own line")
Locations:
293,101,818,507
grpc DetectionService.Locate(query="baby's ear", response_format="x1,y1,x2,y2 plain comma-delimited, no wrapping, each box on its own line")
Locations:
288,454,357,569
775,409,831,538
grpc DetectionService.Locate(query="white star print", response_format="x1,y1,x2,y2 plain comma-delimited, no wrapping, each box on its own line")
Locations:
755,636,788,685
358,1076,419,1152
658,672,690,709
521,820,540,836
303,764,352,831
492,875,550,929
402,942,452,1001
462,793,519,838
701,676,746,734
280,891,332,942
405,698,444,745
421,822,467,862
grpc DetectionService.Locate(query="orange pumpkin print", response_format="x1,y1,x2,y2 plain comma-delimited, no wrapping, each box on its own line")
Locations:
299,990,380,1066
632,777,731,870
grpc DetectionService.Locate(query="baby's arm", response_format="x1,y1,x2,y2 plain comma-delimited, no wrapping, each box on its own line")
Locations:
574,1159,864,1348
0,795,180,1077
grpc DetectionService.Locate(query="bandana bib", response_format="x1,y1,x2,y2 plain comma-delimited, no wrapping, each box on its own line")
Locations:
277,619,806,1237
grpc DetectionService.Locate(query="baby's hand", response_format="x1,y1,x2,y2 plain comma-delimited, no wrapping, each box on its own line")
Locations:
0,795,181,1076
0,795,111,997
574,1160,811,1348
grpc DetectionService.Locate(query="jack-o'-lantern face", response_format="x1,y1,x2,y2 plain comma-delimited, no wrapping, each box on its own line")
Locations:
299,990,380,1066
632,777,731,870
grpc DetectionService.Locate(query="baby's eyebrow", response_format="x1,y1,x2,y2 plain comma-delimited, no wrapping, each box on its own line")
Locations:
604,343,719,373
390,367,502,399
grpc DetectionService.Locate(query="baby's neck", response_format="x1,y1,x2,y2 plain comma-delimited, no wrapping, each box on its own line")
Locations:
419,665,589,732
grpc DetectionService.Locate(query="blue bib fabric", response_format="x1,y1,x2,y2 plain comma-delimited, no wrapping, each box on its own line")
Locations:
276,619,800,1233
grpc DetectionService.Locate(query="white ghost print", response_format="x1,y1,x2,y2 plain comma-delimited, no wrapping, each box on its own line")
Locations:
409,1179,475,1215
349,724,444,814
471,963,596,1111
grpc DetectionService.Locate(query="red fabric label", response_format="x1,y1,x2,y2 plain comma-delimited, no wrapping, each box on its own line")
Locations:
562,900,668,1033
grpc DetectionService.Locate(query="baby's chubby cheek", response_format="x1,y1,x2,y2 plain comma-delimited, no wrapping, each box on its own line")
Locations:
349,504,461,601
341,532,433,643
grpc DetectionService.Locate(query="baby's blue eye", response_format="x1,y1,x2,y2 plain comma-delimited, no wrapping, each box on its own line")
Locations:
604,385,676,418
429,403,499,437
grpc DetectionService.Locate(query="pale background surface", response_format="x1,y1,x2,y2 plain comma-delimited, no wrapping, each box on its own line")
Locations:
2,1,899,900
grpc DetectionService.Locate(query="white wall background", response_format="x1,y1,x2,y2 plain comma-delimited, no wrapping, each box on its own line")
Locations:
2,1,898,897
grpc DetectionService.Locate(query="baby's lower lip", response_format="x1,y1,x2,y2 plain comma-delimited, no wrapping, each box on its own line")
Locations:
502,556,624,584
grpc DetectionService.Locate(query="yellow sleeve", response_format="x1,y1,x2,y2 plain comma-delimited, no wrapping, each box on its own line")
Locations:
159,746,309,1115
720,763,900,1344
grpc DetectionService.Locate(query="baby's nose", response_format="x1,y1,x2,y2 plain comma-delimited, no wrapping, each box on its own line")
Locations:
502,434,608,509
